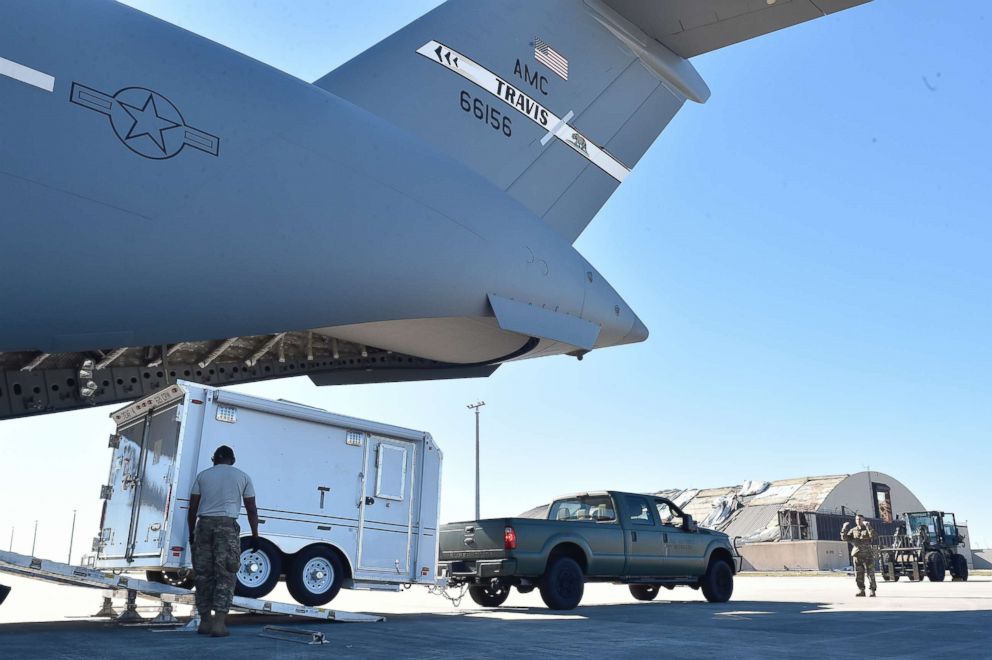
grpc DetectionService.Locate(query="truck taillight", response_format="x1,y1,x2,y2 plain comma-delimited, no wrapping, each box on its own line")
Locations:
504,526,517,550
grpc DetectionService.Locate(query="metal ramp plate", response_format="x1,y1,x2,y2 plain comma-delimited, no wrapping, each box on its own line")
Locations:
0,550,384,623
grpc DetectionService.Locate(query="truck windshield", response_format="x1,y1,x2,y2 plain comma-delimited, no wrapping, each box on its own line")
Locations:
549,495,616,522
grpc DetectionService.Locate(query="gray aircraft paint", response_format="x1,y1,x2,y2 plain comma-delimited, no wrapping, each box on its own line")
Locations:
0,0,871,419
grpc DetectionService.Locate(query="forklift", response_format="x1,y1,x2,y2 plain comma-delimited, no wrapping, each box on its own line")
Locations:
878,511,968,582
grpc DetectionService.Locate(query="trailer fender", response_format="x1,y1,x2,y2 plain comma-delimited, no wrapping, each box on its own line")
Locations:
264,537,354,579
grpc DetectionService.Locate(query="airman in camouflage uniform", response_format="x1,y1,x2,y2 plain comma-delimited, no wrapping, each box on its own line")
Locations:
187,445,260,637
841,514,877,597
192,517,242,613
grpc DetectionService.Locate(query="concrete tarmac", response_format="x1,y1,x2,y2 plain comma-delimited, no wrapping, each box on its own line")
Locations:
1,574,989,659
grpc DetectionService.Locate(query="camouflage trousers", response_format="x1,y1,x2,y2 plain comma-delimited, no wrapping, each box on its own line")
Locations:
192,517,241,614
853,553,877,592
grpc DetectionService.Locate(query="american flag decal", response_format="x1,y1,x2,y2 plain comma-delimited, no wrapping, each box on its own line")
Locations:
534,37,568,80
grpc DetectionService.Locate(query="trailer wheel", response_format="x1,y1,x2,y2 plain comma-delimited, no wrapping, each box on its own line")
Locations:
286,546,344,606
950,554,968,582
701,558,734,603
539,557,584,610
925,552,946,582
235,537,283,599
468,581,510,607
629,585,660,601
146,569,195,590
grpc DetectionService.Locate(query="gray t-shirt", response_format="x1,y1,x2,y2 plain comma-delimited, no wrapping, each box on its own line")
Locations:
191,464,255,519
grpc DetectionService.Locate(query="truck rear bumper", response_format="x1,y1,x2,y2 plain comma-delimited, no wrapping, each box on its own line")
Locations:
439,559,517,581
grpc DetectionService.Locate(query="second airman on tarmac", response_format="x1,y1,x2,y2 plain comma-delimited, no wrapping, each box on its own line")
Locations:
841,514,877,597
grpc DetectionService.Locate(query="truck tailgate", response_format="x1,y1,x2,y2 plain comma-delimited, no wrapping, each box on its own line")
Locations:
439,519,509,561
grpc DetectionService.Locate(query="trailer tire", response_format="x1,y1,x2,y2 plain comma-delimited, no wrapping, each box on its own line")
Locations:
539,557,584,610
926,552,946,582
286,546,344,606
468,581,511,607
146,569,195,590
701,558,734,603
629,585,660,601
235,537,283,599
950,554,968,582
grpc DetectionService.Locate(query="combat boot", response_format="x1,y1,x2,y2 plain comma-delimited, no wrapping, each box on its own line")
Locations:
855,590,865,597
210,611,229,637
870,590,876,598
197,611,212,634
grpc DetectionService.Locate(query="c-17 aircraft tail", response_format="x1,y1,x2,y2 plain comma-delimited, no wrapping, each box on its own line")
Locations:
318,0,704,243
0,0,871,420
319,0,868,243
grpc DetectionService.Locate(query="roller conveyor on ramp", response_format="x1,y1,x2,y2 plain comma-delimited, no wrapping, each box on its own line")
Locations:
0,549,384,627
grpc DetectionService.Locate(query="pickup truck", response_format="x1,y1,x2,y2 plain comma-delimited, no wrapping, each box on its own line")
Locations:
438,491,737,610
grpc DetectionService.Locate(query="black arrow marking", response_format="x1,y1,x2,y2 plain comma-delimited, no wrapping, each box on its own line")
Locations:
434,45,443,63
444,51,452,65
453,56,459,68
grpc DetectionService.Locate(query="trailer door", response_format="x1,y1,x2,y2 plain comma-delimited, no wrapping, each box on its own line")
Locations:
357,436,415,575
97,402,182,562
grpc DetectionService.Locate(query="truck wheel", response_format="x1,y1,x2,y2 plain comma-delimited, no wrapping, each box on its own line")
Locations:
286,546,344,606
235,536,283,599
926,552,946,582
539,557,584,610
701,559,734,603
950,554,968,582
629,585,660,601
468,582,510,607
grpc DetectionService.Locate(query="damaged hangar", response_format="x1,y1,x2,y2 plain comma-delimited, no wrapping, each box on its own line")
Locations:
656,471,973,571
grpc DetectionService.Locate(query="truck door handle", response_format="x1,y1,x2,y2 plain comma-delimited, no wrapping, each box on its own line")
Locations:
663,533,668,543
631,531,638,542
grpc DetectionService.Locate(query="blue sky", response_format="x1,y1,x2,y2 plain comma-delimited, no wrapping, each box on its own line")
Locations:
2,1,989,561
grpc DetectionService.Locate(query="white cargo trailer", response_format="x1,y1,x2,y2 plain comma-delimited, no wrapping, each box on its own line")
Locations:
93,381,443,606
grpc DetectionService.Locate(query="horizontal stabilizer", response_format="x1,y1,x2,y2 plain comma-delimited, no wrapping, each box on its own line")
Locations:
601,0,873,58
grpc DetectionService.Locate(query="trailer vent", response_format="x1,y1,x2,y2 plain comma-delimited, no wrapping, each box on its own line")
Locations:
215,406,238,423
346,431,364,447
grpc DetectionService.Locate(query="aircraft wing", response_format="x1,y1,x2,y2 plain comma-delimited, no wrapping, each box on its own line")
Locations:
601,0,872,59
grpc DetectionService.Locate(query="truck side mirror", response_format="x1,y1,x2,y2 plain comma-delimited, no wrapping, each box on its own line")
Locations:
683,515,698,533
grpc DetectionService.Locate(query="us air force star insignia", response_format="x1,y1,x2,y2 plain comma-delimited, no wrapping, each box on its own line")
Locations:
70,83,220,159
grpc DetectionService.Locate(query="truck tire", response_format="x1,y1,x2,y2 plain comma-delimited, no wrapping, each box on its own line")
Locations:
950,554,968,582
629,585,660,601
468,581,511,607
286,546,344,606
700,559,734,603
235,536,283,599
146,569,195,590
539,557,584,610
926,552,946,582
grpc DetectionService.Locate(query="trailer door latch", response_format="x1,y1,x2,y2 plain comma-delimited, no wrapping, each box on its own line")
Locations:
99,485,113,500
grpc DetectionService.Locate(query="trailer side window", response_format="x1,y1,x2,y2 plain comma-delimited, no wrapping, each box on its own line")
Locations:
375,443,407,501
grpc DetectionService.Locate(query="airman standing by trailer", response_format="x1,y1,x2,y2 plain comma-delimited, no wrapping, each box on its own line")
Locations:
188,445,260,637
842,514,877,597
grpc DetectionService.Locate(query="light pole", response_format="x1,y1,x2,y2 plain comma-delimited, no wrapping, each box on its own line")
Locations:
466,401,485,520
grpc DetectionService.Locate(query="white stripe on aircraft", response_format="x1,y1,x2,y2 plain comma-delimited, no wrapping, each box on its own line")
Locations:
0,56,55,92
417,40,630,183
